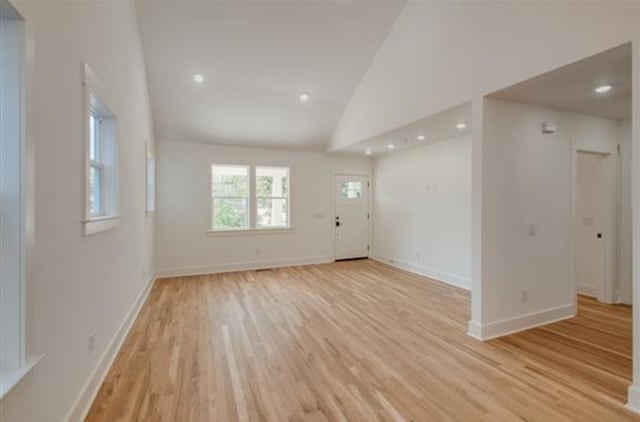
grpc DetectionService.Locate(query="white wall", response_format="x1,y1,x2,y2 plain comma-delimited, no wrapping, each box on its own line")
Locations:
1,1,155,421
372,135,471,289
156,141,371,276
618,118,633,304
472,98,620,338
329,1,637,151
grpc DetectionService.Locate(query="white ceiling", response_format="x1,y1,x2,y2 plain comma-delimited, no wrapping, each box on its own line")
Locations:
490,43,631,120
342,102,471,156
135,0,405,151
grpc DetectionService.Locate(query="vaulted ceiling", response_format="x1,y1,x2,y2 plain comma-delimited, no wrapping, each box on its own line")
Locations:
135,0,405,151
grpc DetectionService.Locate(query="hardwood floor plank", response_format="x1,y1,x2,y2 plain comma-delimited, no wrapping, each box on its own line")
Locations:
86,260,638,421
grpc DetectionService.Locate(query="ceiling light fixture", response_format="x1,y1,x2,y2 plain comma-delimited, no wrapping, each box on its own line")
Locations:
594,85,612,94
365,149,373,155
193,73,204,83
456,122,467,130
387,143,395,150
417,134,426,141
299,92,310,102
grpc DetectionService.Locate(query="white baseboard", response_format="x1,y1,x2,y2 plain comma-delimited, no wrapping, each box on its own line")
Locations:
156,255,334,278
626,385,640,414
370,253,470,290
576,283,600,298
466,303,575,341
64,273,157,422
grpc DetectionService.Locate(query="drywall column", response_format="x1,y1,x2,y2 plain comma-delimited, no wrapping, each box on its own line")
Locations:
468,97,484,338
627,33,640,413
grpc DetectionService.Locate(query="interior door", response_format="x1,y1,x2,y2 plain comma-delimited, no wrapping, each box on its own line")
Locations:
334,175,369,260
574,151,607,298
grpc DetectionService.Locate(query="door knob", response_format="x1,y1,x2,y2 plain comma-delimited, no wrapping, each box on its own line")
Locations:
336,221,341,227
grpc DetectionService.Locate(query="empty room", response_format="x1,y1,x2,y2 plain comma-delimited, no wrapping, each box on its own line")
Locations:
1,1,639,421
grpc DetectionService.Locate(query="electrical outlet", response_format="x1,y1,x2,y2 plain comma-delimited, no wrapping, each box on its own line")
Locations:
527,224,537,237
415,251,421,260
255,248,261,257
521,289,528,302
88,332,96,354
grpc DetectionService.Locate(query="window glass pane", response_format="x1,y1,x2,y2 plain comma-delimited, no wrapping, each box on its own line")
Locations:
212,165,248,197
256,167,288,198
146,156,155,212
89,112,97,161
89,165,103,216
212,198,248,230
257,198,288,228
341,181,362,199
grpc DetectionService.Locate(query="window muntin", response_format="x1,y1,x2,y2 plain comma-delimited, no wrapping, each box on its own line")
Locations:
256,166,289,228
341,181,363,199
211,165,250,230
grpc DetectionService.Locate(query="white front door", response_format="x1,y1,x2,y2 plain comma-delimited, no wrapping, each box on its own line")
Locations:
574,151,607,299
334,175,369,260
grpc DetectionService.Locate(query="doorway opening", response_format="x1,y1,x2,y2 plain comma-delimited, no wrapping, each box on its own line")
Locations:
574,150,615,303
334,174,370,261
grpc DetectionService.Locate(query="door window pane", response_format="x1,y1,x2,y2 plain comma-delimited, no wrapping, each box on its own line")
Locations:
341,181,362,199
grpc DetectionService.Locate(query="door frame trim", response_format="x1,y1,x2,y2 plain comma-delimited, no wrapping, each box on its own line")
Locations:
331,172,372,261
571,148,617,306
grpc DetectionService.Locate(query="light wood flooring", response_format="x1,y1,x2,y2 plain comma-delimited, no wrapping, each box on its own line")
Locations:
86,260,636,421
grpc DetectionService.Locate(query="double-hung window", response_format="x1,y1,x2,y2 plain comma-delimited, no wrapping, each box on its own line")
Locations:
82,63,119,235
211,165,250,230
256,166,289,228
210,165,290,232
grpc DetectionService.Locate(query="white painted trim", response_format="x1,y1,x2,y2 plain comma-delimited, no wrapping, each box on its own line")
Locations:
630,36,640,415
576,283,599,298
206,227,294,237
64,273,156,422
0,353,43,399
466,320,483,340
82,216,120,236
466,303,575,341
156,256,333,279
370,253,470,291
627,385,640,414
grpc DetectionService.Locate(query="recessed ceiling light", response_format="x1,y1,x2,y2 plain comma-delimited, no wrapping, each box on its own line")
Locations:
594,85,612,94
365,149,373,155
299,92,310,102
456,122,467,130
193,73,204,83
417,134,426,141
387,143,395,150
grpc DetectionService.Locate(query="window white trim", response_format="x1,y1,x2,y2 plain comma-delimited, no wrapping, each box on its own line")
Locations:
209,164,293,232
206,227,295,237
82,62,120,236
145,140,156,216
0,0,42,399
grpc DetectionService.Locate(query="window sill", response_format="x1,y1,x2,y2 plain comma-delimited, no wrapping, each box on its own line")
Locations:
0,354,44,400
82,215,120,236
206,227,294,237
